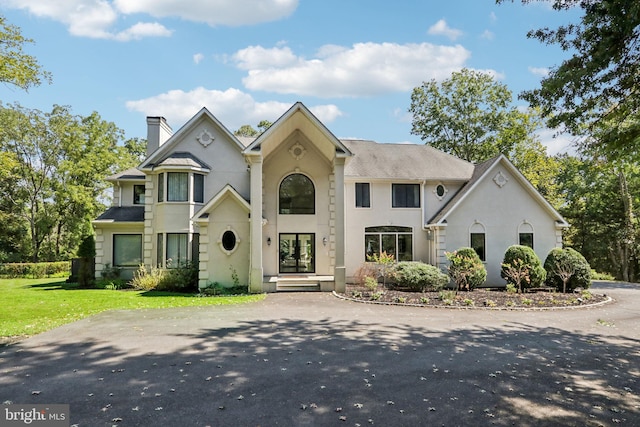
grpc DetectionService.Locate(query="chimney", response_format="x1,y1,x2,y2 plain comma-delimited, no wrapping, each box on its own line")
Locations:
146,116,173,156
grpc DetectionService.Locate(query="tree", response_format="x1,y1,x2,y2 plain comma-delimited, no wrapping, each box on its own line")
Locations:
0,103,136,262
555,154,639,281
497,0,640,158
409,68,541,163
234,124,258,137
0,15,51,90
446,248,487,292
501,245,546,290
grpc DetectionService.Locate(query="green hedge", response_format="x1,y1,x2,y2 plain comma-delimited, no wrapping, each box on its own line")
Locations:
0,262,71,278
394,261,449,292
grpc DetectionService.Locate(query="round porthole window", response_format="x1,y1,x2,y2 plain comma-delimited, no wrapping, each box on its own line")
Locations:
435,183,448,199
221,230,236,252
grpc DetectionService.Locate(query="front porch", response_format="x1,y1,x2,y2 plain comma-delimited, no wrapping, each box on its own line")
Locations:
263,275,336,292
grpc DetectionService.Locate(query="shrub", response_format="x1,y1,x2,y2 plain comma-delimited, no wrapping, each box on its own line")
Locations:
353,262,379,286
446,248,487,291
0,261,70,278
367,251,396,286
364,276,378,291
158,261,199,293
394,261,449,292
130,264,167,291
77,234,96,288
501,245,546,291
544,247,592,293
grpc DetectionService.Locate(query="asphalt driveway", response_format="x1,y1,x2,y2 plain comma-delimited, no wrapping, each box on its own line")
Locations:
1,282,639,426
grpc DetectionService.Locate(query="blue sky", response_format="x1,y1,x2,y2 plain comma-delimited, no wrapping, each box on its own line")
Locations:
0,0,580,154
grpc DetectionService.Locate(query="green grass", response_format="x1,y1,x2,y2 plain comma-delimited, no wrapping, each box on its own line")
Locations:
0,278,265,340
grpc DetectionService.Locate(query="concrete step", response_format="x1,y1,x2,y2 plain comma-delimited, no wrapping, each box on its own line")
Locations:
276,281,320,292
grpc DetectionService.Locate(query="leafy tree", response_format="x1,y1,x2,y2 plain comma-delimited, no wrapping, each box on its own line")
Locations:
556,155,639,281
123,137,148,165
0,103,136,262
497,0,640,158
234,124,258,137
409,68,540,163
257,120,272,133
0,15,51,90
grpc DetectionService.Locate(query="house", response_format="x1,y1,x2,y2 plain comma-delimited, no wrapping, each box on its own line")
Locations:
93,102,568,291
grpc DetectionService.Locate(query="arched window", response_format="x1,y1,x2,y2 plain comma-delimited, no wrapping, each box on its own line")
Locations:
469,222,486,262
279,174,315,214
518,222,534,249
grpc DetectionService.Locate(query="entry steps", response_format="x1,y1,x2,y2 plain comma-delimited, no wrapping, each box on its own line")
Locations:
269,276,334,292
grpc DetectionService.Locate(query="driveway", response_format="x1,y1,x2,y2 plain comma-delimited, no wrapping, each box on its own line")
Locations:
1,282,639,426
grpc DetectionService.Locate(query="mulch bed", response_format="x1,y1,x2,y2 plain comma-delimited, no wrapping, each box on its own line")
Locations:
341,284,611,309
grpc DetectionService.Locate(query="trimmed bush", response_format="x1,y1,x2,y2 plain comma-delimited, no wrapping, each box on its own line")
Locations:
0,262,70,278
501,245,546,291
446,248,487,291
544,247,592,292
130,261,199,293
394,261,449,292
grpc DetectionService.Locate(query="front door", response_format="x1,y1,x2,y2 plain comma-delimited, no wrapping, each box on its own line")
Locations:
279,233,315,273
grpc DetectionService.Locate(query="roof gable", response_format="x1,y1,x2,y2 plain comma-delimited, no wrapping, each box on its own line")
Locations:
428,155,568,227
141,107,245,170
244,102,352,161
192,184,250,222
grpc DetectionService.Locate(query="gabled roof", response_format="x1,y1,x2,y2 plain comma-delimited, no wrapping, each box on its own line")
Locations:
244,102,352,160
427,155,568,227
343,139,475,181
141,107,245,170
94,206,145,223
192,184,250,223
106,167,145,182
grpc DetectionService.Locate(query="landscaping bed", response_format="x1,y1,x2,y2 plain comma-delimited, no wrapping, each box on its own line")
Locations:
341,284,611,309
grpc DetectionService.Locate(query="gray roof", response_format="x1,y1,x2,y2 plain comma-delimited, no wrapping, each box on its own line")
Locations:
95,206,145,222
427,156,501,224
343,139,474,181
106,167,145,181
155,152,210,169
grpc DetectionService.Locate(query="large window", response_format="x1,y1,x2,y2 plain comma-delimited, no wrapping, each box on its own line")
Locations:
392,184,420,208
364,226,413,261
279,173,315,214
166,233,188,266
167,172,188,202
134,185,145,205
355,182,370,208
113,234,142,267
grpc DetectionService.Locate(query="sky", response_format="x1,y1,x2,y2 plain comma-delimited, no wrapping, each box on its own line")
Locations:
0,0,582,155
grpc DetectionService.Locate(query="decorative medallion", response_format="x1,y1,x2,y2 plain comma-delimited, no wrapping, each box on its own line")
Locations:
493,171,508,188
289,142,307,160
196,129,214,147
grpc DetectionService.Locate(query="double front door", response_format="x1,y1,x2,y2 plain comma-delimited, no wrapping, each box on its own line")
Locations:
279,233,315,273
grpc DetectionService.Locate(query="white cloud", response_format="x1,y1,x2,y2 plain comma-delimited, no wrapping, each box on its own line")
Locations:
0,0,297,40
233,42,472,98
489,11,497,23
480,30,495,40
193,53,205,64
528,66,550,77
0,0,172,40
113,0,298,26
114,22,172,41
232,45,300,70
537,128,576,155
125,87,342,130
427,19,463,41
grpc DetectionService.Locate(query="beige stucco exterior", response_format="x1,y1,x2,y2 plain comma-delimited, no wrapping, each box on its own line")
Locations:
93,102,567,291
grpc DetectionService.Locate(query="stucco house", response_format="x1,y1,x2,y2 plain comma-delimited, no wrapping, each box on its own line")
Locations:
93,102,568,292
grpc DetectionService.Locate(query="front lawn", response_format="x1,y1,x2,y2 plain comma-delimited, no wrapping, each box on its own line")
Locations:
0,278,264,342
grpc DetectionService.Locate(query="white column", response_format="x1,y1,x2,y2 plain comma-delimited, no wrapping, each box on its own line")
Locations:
333,157,346,292
248,156,264,292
